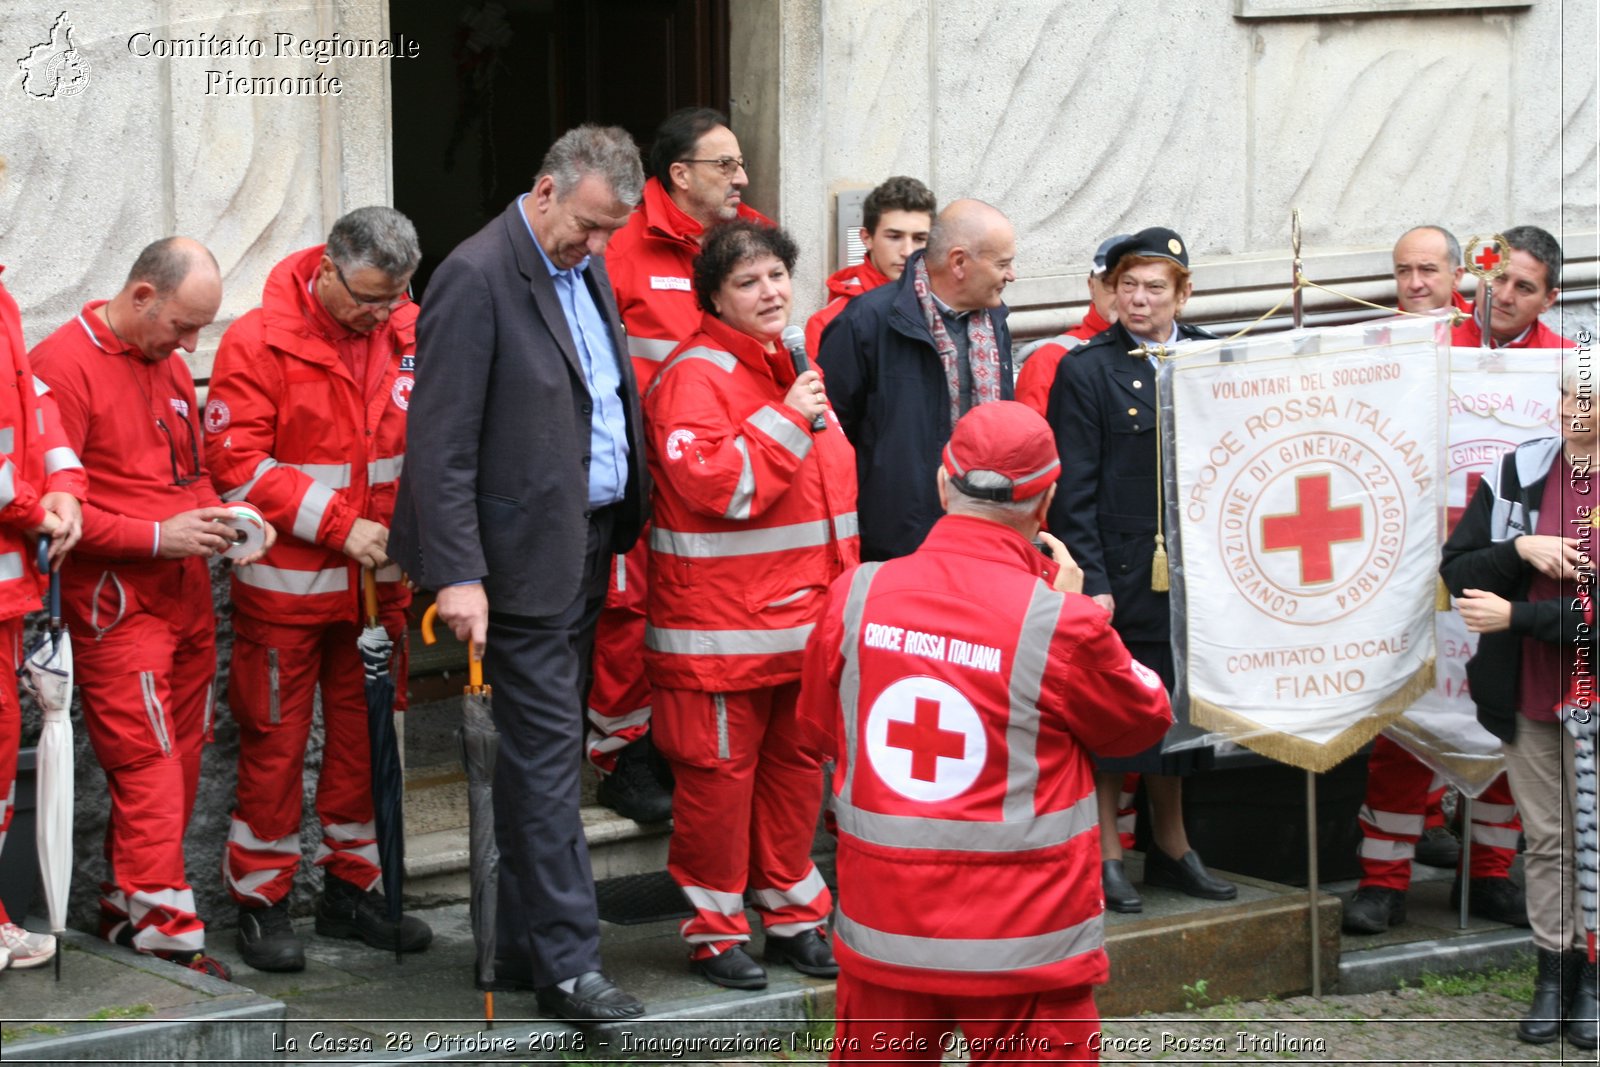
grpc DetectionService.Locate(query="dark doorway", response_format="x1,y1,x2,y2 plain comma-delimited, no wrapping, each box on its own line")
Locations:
390,0,729,297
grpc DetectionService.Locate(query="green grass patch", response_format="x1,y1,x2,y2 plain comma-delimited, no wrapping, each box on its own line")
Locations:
86,1004,155,1022
1414,960,1535,1001
2,1023,67,1041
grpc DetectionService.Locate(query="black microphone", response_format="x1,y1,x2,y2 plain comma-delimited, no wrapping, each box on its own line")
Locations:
781,325,827,432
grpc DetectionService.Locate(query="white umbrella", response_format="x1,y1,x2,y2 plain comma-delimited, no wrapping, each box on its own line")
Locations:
21,538,71,981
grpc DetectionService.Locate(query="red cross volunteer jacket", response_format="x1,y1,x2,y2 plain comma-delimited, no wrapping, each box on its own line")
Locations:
607,178,773,388
803,257,891,360
205,246,416,624
644,312,859,692
799,515,1173,995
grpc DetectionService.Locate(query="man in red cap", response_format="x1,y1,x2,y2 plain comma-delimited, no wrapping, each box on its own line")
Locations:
800,401,1172,1062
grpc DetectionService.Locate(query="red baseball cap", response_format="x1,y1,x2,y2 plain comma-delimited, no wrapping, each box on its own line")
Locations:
942,401,1061,502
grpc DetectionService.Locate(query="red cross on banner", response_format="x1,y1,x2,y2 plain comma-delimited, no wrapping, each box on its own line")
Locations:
886,697,967,782
1260,473,1364,585
1447,470,1484,535
1474,244,1502,274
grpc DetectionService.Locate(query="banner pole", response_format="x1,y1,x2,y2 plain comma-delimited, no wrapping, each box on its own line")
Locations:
1291,210,1304,330
1307,768,1322,998
1458,795,1473,929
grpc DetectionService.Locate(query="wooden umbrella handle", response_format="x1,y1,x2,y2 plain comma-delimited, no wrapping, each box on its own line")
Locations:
363,567,380,626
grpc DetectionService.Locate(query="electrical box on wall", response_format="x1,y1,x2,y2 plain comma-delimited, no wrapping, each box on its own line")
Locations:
834,188,868,272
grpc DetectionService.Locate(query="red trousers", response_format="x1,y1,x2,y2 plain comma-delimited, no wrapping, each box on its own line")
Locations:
586,541,651,773
654,682,831,949
1359,734,1520,890
832,971,1101,1063
69,556,214,954
224,611,407,906
0,616,21,926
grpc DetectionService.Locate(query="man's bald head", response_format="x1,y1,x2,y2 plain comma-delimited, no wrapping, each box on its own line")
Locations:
112,236,223,361
924,199,1016,312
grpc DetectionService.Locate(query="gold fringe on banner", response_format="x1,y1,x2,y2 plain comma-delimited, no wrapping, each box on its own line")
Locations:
1151,535,1170,592
1435,578,1452,612
1382,720,1507,798
1188,660,1437,773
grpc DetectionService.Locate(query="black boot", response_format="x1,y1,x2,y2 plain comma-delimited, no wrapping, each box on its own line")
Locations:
598,738,674,823
1518,947,1573,1044
1569,954,1597,1050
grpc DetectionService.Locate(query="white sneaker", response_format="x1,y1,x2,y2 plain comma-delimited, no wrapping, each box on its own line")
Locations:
0,923,57,969
0,944,11,971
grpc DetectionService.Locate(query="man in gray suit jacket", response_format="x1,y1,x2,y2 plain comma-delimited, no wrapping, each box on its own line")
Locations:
390,126,649,1020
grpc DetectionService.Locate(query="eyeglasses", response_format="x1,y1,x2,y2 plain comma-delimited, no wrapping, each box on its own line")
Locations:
679,155,745,177
333,263,412,310
155,415,204,487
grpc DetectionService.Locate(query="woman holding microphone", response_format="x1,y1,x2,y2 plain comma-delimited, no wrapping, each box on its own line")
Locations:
643,220,858,989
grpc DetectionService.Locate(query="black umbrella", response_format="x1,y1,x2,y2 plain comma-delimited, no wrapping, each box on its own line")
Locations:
359,568,405,964
421,604,498,1024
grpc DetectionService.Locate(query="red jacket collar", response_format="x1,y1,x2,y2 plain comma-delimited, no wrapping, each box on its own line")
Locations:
918,514,1056,580
75,299,135,356
696,311,794,384
260,245,418,365
824,258,890,300
638,176,774,248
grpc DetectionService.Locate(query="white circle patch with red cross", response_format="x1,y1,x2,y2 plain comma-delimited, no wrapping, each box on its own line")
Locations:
665,428,695,461
864,676,986,802
392,375,413,410
204,397,230,433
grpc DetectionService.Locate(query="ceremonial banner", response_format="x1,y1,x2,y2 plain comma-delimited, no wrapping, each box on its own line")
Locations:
1163,316,1444,772
1390,346,1564,795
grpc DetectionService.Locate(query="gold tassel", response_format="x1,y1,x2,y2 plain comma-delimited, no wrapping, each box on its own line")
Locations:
1151,534,1170,592
1435,577,1451,612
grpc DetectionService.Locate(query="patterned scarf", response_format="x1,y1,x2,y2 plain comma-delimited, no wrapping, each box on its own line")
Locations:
912,256,1002,426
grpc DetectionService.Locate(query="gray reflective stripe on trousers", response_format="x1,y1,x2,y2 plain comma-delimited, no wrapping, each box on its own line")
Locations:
645,623,813,657
44,446,82,474
35,408,42,434
0,427,11,454
0,552,22,583
714,694,730,759
0,461,14,509
294,479,337,542
834,790,1096,853
724,436,754,520
367,454,404,485
653,517,836,558
628,336,678,365
234,564,350,596
749,405,812,461
1004,581,1065,820
835,562,883,811
267,648,281,724
648,345,739,397
221,457,279,502
834,909,1102,973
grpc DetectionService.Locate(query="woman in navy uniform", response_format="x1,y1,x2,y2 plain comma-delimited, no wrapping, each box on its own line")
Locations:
1044,227,1236,913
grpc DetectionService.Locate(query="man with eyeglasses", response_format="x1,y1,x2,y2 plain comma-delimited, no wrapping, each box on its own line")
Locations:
31,236,274,981
585,108,773,824
204,206,432,973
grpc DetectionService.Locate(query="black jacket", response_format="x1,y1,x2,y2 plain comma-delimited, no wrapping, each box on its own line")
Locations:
389,200,648,616
817,250,1012,561
1440,436,1589,742
1044,320,1213,644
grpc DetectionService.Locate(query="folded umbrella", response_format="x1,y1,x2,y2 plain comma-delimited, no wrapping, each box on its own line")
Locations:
21,537,71,981
359,568,406,964
421,603,498,1024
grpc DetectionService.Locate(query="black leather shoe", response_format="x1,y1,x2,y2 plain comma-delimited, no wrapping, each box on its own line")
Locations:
236,900,305,972
764,929,838,977
1568,955,1597,1049
1413,825,1461,869
692,945,767,990
1450,876,1530,927
1342,886,1406,934
1102,859,1142,914
597,739,674,823
315,874,432,953
535,970,645,1021
1519,948,1573,1044
1143,848,1237,901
